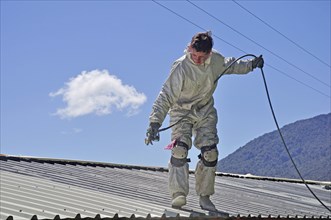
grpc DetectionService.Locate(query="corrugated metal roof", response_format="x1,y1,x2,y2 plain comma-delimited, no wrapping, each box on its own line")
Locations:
0,155,330,220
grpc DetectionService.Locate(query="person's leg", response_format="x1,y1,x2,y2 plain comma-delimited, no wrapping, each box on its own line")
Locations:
168,118,193,208
168,141,190,208
193,108,219,211
195,144,218,196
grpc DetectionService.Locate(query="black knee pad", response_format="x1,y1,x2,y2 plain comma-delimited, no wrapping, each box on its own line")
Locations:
199,144,218,167
170,141,189,167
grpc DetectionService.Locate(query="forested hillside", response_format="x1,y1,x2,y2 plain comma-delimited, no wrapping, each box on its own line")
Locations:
217,113,331,181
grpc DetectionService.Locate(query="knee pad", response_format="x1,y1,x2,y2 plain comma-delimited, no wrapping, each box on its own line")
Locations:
170,141,189,167
199,144,218,167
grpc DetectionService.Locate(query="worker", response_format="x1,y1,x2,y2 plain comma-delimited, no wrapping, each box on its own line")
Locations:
145,31,264,211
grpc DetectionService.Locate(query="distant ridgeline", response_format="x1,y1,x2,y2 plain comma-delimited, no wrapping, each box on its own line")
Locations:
217,113,331,181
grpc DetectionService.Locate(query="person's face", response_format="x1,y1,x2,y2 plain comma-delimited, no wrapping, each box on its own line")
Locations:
188,46,211,65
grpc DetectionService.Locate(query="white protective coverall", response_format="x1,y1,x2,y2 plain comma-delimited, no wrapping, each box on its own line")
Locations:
149,49,254,198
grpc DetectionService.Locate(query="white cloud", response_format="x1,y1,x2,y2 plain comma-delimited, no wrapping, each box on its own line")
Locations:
50,69,147,119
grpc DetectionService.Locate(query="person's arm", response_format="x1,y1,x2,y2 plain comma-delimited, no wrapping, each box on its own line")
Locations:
149,61,183,126
145,62,183,145
223,56,253,74
224,55,264,74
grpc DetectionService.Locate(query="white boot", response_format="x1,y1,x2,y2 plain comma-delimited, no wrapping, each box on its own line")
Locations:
199,195,217,211
172,192,186,208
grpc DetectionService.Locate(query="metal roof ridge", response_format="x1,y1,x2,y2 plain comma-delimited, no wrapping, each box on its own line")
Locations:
0,154,169,172
1,154,330,187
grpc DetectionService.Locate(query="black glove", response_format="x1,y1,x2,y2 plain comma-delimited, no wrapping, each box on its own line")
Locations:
145,122,161,145
252,55,264,69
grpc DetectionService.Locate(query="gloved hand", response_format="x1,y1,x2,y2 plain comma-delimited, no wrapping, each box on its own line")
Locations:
145,122,161,145
252,55,264,69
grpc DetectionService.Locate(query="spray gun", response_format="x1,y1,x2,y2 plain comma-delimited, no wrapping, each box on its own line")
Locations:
145,123,160,145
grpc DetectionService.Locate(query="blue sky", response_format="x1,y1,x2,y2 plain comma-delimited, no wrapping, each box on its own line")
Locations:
1,1,330,169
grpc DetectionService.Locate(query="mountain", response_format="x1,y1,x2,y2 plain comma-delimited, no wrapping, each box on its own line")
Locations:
217,113,331,181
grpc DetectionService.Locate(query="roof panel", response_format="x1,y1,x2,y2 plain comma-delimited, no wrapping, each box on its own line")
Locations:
0,156,330,219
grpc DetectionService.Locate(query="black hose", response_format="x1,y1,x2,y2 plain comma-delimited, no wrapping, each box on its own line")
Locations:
260,66,331,213
218,53,330,212
158,112,189,132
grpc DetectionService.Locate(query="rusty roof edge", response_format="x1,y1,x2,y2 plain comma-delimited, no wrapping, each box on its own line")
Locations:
1,154,330,186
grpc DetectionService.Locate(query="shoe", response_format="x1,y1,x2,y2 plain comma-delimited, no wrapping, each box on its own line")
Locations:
171,192,186,208
199,195,217,211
